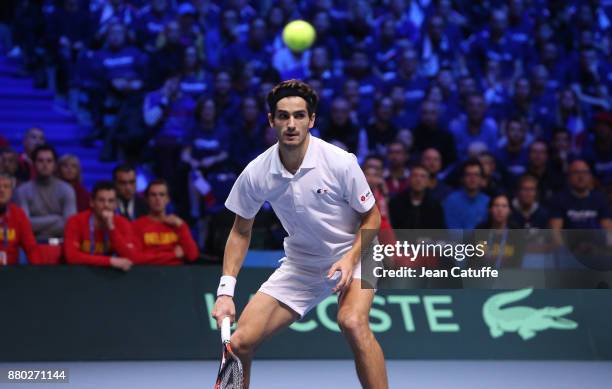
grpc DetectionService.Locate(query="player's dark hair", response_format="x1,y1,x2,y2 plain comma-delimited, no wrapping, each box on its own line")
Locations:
92,181,116,198
266,79,319,118
112,163,136,180
32,144,57,163
145,178,169,197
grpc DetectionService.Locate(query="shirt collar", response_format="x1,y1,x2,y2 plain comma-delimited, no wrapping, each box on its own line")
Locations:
271,134,317,177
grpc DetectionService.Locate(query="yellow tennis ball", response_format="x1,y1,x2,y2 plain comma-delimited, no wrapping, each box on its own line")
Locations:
282,20,316,52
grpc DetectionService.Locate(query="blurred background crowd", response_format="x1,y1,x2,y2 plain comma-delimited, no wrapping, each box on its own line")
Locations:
0,0,610,264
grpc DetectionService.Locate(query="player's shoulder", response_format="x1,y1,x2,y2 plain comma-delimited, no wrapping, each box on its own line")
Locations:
241,143,278,176
312,136,358,168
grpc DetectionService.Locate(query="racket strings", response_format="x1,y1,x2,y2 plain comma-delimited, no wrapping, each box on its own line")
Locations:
219,353,244,389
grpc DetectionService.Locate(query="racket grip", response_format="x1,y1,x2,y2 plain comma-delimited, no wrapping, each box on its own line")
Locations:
221,317,231,343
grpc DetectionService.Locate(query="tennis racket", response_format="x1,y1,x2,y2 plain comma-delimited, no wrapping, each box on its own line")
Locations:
214,317,244,389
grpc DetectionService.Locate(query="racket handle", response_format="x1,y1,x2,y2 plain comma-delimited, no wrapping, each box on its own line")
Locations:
221,316,231,343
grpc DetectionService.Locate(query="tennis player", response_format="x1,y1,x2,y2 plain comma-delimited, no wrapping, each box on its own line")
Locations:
212,80,388,388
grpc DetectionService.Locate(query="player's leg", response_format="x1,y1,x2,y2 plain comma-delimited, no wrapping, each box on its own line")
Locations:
337,280,388,389
231,291,299,389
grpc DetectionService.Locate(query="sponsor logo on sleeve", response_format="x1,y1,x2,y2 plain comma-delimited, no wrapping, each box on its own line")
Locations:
360,190,372,202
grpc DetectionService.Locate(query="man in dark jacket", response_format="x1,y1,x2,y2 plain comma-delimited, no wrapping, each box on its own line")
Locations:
389,164,446,229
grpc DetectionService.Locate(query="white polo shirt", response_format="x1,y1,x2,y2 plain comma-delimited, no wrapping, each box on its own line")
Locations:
225,135,375,266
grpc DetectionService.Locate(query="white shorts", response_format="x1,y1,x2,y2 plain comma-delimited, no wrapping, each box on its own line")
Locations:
258,258,363,318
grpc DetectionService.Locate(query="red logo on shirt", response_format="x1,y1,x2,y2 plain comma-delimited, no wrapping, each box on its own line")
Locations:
360,191,371,202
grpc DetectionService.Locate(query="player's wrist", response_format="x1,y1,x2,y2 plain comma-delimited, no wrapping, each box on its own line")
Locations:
217,275,236,297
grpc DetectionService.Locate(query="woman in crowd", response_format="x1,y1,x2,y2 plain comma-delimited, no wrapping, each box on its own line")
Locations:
57,154,90,212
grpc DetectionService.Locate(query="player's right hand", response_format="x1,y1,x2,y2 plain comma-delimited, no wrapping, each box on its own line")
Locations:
110,257,133,271
212,296,236,328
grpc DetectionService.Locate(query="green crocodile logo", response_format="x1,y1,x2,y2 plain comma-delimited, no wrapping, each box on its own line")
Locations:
482,288,578,340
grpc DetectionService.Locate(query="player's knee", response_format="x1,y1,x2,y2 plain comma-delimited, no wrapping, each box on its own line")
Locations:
337,310,369,339
230,331,255,357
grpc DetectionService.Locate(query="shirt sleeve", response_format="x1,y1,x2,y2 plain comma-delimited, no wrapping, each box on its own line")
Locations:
342,153,375,213
224,169,264,219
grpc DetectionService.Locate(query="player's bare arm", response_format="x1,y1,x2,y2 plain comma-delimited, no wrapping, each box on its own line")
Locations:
212,214,254,327
328,205,381,293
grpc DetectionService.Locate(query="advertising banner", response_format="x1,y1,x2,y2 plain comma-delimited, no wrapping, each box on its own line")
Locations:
1,266,611,361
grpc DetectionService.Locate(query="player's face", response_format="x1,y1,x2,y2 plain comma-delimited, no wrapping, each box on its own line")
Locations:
115,171,136,200
91,189,117,217
146,184,169,214
34,150,56,178
0,177,13,206
269,97,315,149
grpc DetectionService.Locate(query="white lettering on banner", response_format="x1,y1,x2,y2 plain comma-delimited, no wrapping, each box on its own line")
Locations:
203,293,459,333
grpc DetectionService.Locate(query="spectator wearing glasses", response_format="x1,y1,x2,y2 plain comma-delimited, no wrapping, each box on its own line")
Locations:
510,174,549,229
549,160,611,230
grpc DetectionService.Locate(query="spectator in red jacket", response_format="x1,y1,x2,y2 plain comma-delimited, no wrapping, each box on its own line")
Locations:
0,173,42,265
132,179,199,265
63,181,135,271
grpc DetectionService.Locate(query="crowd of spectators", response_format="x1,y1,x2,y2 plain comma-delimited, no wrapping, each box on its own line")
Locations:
0,0,611,266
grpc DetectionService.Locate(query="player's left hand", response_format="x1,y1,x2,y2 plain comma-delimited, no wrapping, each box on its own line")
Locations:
327,255,355,293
